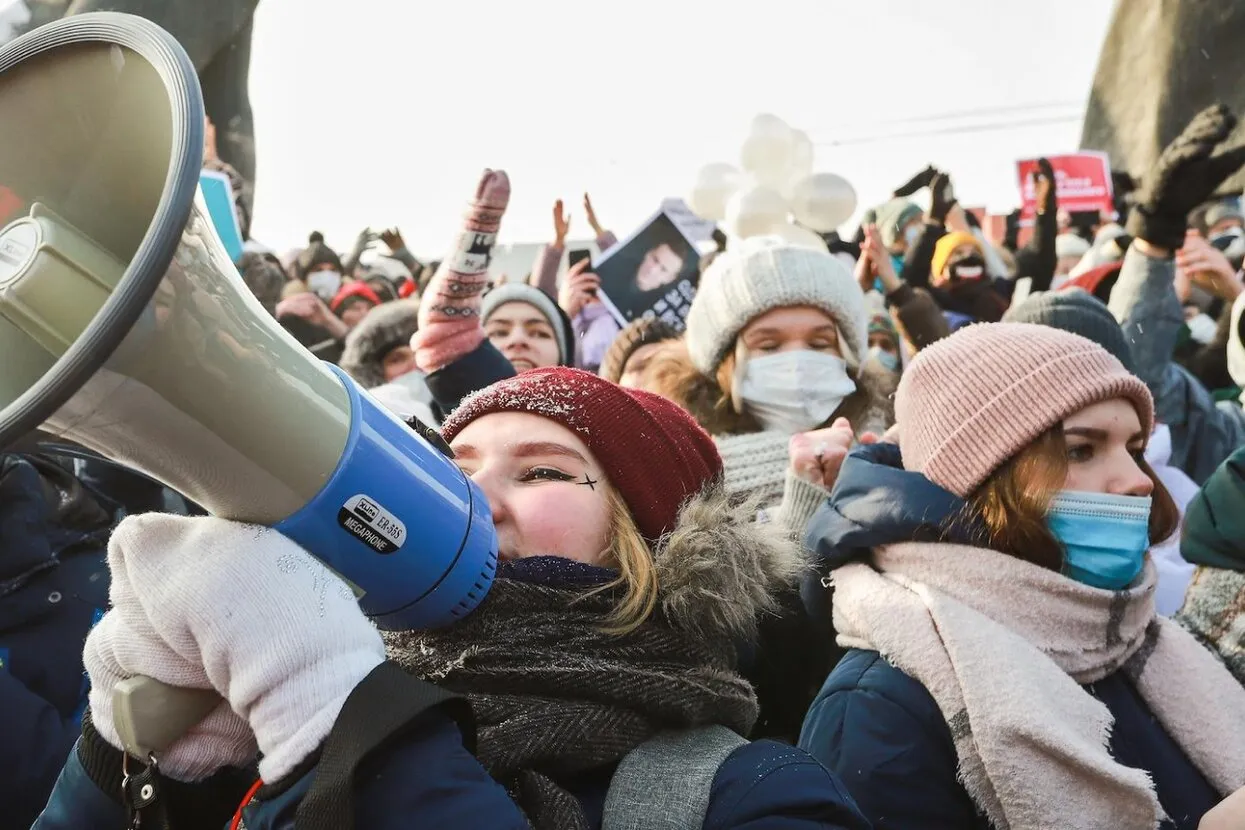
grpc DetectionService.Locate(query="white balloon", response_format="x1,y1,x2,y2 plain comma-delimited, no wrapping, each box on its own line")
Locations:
741,114,794,190
724,183,789,239
789,173,858,233
688,162,743,221
770,222,830,253
785,129,814,188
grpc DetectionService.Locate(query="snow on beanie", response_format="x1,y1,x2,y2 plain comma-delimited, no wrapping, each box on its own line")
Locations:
441,368,722,542
895,322,1153,498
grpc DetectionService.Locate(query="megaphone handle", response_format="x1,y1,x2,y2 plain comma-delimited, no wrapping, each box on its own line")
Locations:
112,676,226,760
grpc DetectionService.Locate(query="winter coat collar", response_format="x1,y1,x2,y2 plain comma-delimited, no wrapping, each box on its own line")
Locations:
804,441,985,570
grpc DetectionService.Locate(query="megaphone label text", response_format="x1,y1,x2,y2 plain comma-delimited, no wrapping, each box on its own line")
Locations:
338,494,407,555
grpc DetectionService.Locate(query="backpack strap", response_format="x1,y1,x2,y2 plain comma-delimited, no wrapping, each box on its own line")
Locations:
603,726,748,830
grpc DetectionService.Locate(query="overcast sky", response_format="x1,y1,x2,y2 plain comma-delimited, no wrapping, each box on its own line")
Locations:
4,0,1121,256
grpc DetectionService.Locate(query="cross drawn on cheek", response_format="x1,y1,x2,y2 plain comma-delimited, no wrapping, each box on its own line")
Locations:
578,473,599,491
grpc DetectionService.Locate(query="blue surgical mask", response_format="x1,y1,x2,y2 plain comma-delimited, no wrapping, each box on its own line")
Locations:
866,345,899,373
1047,490,1151,590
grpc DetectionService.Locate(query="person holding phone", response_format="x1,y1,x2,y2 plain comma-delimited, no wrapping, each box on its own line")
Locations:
529,195,623,372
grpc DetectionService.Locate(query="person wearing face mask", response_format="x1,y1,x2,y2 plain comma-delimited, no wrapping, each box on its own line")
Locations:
1005,288,1200,614
1053,232,1092,287
873,197,924,276
295,232,346,303
650,236,891,536
929,231,1010,323
33,369,871,830
1108,104,1245,485
1204,202,1245,267
799,323,1245,830
864,310,903,378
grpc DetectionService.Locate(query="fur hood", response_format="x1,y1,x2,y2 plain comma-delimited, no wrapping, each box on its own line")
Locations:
339,298,420,389
648,339,896,438
654,483,807,645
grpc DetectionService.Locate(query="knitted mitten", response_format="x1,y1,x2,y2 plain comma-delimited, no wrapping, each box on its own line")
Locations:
85,514,386,783
414,169,511,371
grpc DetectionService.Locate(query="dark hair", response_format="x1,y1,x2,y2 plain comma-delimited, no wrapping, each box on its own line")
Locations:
966,424,1180,571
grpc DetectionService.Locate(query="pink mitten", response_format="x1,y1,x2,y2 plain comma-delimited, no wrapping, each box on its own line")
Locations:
413,169,511,371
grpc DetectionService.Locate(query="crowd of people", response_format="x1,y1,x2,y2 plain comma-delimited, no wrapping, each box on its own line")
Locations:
8,96,1245,829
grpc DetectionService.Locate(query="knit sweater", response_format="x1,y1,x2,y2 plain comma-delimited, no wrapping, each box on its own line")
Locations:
715,431,830,533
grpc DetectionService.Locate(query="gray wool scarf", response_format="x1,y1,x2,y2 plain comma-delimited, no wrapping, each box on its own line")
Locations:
383,574,757,830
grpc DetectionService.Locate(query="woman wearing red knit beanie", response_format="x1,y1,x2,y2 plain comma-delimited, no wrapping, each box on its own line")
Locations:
799,322,1245,830
50,369,870,830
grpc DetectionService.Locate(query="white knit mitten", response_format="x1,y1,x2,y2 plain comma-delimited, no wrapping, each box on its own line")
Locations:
85,579,258,781
91,514,386,783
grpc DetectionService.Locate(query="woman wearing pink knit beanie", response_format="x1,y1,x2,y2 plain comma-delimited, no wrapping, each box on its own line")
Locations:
799,322,1245,830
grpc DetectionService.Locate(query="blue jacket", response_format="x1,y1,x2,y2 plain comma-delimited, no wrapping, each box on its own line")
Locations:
37,708,872,829
0,454,113,829
798,443,1220,830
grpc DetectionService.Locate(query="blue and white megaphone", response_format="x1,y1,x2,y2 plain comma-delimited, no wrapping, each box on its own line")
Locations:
0,13,497,631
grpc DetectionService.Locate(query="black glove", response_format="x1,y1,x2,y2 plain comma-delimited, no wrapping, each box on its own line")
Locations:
893,165,939,197
1004,209,1022,251
1127,104,1245,251
929,172,957,223
1035,158,1057,215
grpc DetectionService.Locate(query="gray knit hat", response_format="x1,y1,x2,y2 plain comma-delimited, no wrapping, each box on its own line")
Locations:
875,199,924,248
1206,202,1245,230
1003,288,1134,372
339,299,420,389
683,236,868,374
480,283,573,365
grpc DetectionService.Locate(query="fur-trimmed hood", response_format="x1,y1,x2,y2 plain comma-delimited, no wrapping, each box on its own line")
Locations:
339,298,420,389
653,483,807,645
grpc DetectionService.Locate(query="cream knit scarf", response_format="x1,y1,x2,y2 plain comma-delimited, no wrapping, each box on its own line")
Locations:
833,541,1245,830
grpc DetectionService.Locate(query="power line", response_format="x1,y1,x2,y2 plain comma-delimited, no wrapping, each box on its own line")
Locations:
814,114,1084,148
844,100,1083,129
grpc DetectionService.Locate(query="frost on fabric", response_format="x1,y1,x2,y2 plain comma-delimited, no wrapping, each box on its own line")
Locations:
444,373,605,437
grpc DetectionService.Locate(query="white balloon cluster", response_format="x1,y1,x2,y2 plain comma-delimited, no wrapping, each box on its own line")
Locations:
689,113,858,251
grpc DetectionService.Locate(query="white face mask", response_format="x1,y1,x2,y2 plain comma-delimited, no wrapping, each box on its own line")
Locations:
307,269,342,300
1187,312,1218,345
738,351,857,435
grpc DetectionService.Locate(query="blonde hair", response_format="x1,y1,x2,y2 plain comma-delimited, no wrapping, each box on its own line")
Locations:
585,487,660,635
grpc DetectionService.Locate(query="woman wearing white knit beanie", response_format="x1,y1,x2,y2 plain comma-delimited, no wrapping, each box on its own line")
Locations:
650,236,893,534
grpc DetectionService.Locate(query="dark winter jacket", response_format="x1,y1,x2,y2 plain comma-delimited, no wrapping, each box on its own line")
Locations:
798,443,1220,830
0,454,113,829
1175,447,1245,685
424,338,515,420
37,705,871,830
1108,246,1245,483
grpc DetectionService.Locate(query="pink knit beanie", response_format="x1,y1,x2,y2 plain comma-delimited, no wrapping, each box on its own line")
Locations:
895,322,1154,498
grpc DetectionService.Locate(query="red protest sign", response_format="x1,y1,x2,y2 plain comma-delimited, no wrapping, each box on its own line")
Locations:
1016,153,1113,221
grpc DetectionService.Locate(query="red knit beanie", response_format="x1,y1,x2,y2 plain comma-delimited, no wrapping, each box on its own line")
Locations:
440,368,723,542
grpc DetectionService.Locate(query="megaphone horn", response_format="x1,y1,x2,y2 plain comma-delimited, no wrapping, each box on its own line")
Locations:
0,13,497,630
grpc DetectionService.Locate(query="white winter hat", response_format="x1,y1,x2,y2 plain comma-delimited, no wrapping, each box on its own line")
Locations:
684,236,867,374
1056,233,1092,259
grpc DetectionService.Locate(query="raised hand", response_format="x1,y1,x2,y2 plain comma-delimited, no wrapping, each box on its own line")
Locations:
557,258,601,319
553,199,571,247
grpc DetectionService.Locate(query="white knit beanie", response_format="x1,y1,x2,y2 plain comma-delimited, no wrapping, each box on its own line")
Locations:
684,236,867,374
